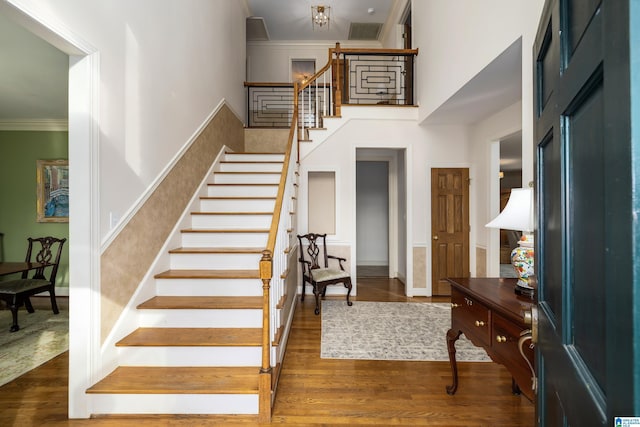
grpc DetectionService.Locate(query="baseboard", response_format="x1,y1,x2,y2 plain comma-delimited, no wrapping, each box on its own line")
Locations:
411,288,431,297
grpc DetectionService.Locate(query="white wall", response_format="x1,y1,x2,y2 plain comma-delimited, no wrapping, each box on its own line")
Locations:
247,40,381,82
9,0,248,240
413,0,543,126
299,111,470,292
379,0,410,49
469,101,522,275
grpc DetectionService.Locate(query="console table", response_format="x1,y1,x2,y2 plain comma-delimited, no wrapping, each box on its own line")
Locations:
445,277,536,401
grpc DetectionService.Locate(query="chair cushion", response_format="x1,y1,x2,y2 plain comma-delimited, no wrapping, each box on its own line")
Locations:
311,268,350,282
0,279,51,294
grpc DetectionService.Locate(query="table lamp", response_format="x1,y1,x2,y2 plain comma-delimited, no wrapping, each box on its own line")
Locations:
486,187,535,297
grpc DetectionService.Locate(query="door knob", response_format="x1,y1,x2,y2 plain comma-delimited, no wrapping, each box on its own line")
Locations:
433,235,439,240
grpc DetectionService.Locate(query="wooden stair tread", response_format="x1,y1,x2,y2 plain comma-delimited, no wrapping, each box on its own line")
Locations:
220,161,283,164
116,327,263,347
180,228,269,233
154,269,260,279
86,366,259,394
215,171,280,175
199,196,276,200
207,183,278,186
137,296,263,309
225,151,284,155
168,247,264,254
191,211,273,215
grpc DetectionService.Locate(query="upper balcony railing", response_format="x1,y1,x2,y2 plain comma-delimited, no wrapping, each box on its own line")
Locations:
246,43,418,133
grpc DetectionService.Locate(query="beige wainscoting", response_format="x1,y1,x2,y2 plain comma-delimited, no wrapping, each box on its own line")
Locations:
100,104,244,342
244,128,289,153
413,246,427,289
476,246,487,277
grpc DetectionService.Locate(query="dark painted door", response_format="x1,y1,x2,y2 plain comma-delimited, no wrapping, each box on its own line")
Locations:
534,0,639,425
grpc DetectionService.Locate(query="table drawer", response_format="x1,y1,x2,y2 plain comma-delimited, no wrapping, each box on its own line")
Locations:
492,312,535,397
451,288,490,347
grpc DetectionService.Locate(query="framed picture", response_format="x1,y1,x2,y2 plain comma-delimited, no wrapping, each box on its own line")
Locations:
36,159,69,223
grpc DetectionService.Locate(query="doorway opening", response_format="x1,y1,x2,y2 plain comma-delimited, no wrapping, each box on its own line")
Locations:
498,131,522,277
356,160,389,277
355,148,407,288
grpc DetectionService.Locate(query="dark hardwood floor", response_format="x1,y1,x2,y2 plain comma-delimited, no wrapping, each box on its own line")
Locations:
0,278,535,426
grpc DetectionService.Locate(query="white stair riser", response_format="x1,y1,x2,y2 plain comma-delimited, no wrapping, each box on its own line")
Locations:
207,185,279,197
213,173,281,184
155,278,263,297
117,346,261,367
169,253,262,270
219,162,283,172
139,309,262,328
91,394,258,415
191,214,272,229
181,232,268,247
225,153,284,162
199,198,275,212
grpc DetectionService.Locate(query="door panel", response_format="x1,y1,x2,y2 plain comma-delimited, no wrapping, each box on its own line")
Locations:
430,168,469,296
535,0,639,424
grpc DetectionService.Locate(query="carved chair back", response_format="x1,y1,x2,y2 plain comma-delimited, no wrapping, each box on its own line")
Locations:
297,233,329,271
22,236,67,285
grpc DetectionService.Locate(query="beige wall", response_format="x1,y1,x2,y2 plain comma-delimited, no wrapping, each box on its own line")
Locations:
245,128,289,153
476,247,487,277
100,105,244,342
413,246,427,289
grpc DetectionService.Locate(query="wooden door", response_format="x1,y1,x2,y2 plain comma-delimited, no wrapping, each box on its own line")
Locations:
430,168,469,296
534,0,639,425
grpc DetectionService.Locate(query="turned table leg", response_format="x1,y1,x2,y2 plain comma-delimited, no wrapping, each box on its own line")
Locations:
446,328,462,395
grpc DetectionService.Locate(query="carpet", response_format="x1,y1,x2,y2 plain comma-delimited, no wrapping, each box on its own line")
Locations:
321,301,491,362
0,308,69,386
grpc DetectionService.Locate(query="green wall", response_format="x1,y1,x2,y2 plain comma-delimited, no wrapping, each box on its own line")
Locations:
0,130,69,291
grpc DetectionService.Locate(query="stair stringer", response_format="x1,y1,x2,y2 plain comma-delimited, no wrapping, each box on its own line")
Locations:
93,145,236,386
301,105,419,161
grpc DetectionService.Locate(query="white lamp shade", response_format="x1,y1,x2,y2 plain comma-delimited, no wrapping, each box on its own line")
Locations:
486,188,534,232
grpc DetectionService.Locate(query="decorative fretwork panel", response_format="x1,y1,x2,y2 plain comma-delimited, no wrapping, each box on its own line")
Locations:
345,55,411,105
248,85,294,128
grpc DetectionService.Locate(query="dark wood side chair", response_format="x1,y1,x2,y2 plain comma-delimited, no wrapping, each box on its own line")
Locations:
0,236,67,332
297,233,353,315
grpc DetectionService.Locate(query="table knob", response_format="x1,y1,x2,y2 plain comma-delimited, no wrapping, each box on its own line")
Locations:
496,335,507,343
451,303,461,308
475,320,485,327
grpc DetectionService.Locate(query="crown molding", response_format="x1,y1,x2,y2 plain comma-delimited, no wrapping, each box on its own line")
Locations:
0,119,68,131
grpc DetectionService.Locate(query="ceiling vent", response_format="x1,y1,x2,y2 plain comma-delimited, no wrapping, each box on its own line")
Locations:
348,22,383,40
246,17,270,41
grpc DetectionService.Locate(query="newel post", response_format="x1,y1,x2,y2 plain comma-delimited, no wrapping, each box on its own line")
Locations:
258,249,272,422
334,42,342,116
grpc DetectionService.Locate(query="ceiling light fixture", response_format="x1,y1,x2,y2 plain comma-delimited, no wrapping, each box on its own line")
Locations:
311,5,330,30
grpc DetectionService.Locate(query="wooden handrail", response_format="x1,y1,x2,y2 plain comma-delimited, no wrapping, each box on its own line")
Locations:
297,44,338,93
332,47,419,55
258,92,299,423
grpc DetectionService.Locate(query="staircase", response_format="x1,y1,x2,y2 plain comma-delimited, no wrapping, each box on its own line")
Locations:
87,151,287,417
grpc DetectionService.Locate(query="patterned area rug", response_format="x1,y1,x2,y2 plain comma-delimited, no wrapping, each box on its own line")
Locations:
0,308,68,386
321,301,491,362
